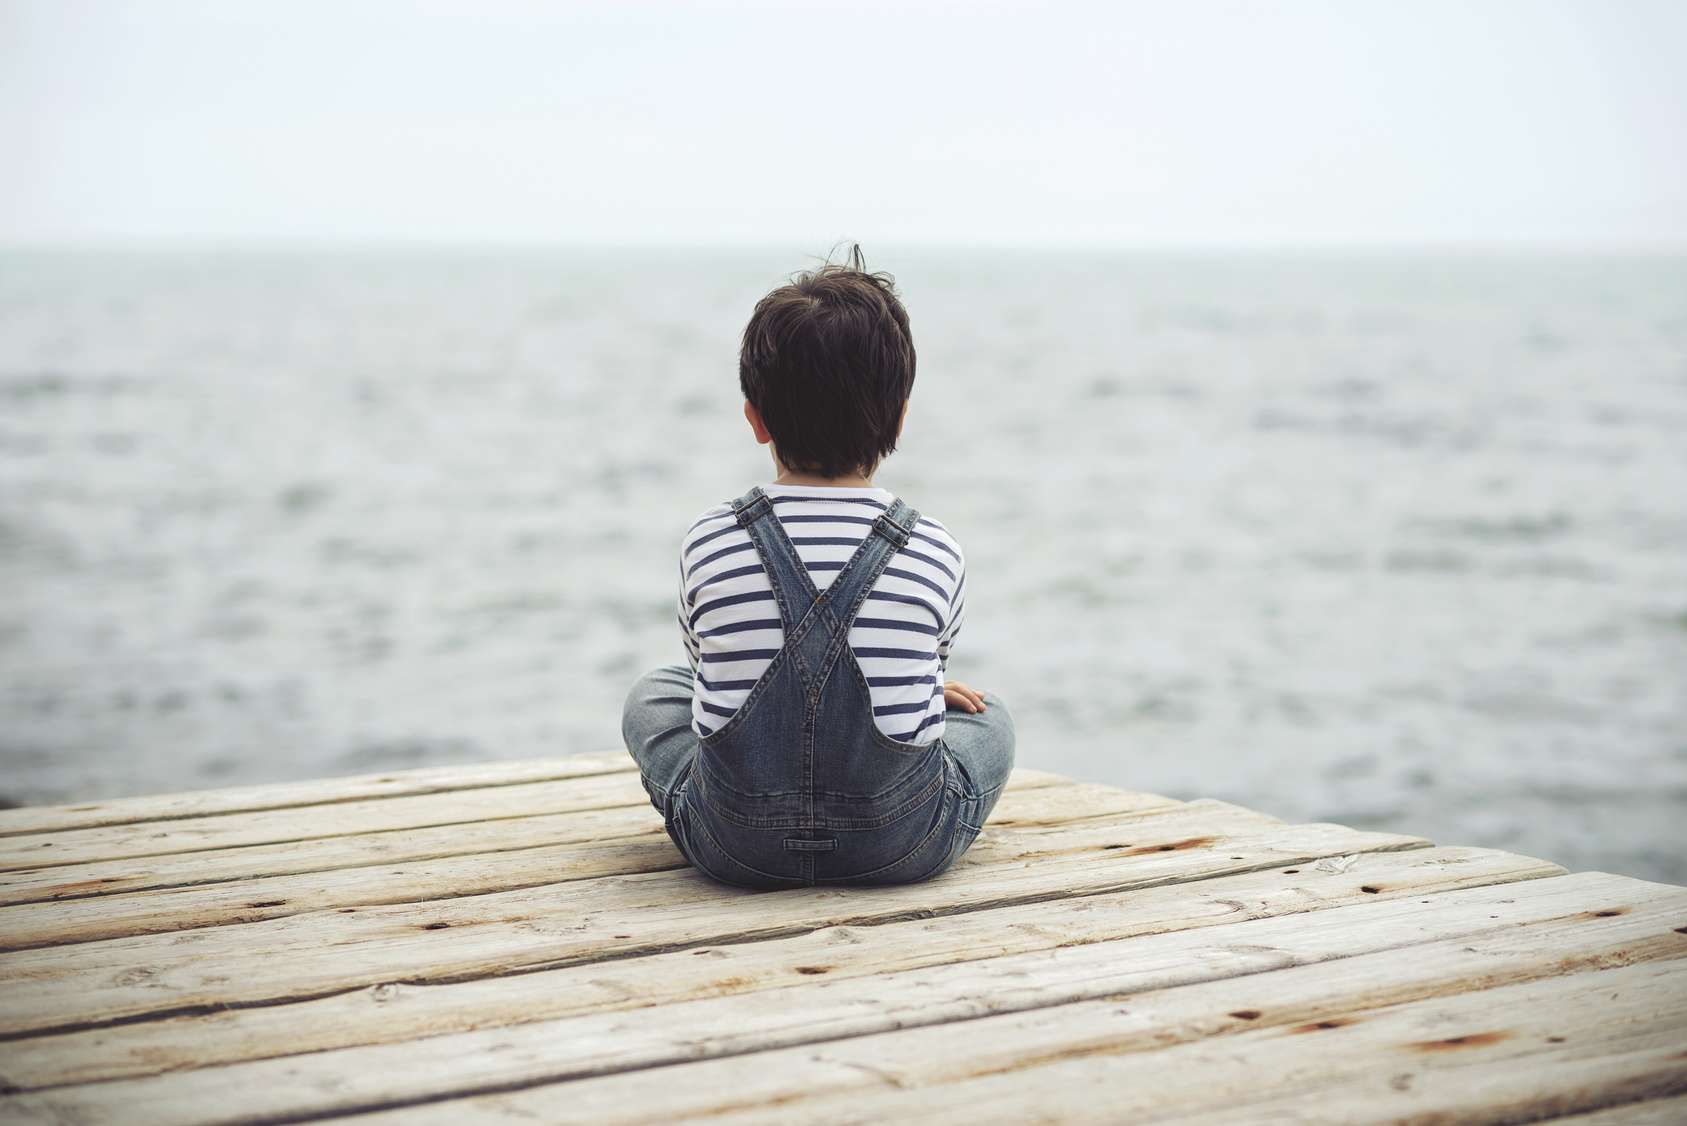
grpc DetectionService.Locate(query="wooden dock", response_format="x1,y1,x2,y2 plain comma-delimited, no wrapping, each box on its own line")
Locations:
0,753,1683,1124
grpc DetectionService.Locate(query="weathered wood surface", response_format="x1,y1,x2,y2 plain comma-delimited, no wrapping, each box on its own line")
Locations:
0,772,1090,908
0,846,1552,1090
0,751,637,837
1550,1095,1687,1124
0,755,1682,1125
0,780,1166,947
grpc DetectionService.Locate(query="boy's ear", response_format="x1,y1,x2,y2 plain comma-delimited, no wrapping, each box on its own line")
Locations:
743,399,773,445
897,398,909,439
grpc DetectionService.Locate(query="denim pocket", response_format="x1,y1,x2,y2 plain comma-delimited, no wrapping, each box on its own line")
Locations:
835,783,964,885
674,800,804,890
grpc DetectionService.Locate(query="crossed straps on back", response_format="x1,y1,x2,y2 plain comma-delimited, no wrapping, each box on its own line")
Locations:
728,484,921,687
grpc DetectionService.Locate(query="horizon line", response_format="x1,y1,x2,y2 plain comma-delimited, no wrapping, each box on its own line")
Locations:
4,235,1686,256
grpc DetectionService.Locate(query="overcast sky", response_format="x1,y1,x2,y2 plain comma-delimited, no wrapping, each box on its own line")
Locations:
4,0,1684,246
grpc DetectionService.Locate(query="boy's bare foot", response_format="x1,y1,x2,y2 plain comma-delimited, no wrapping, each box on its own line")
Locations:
943,681,987,713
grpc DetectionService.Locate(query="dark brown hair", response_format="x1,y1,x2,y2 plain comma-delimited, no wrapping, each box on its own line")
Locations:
739,244,915,479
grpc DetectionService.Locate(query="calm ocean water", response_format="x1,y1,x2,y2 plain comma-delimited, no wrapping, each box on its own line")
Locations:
1,247,1683,883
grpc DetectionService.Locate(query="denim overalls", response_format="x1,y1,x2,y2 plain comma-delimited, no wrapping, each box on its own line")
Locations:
665,484,969,889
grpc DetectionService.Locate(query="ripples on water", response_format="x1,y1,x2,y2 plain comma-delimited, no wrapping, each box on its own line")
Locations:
1,247,1683,882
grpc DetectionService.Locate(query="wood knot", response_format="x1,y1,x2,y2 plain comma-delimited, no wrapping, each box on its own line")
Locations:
1409,1030,1510,1052
1122,836,1216,856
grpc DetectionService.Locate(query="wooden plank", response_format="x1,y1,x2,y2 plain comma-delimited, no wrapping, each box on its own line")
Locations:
0,779,1174,909
0,767,1074,874
3,869,1651,1124
308,924,1687,1126
0,782,1177,948
0,806,669,908
0,806,1413,1037
0,845,1551,1089
1152,980,1687,1125
0,752,636,836
0,775,651,872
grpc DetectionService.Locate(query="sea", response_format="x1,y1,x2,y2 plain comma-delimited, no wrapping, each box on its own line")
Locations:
1,246,1683,884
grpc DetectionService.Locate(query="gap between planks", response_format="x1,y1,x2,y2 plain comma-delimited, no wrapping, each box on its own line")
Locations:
1543,1094,1687,1125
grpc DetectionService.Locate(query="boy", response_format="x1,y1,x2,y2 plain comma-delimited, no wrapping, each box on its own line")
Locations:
621,247,1014,889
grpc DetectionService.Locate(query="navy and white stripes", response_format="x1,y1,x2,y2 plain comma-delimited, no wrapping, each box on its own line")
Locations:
678,484,966,744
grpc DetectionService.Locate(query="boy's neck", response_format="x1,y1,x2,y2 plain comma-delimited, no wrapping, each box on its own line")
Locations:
769,460,880,489
771,473,878,489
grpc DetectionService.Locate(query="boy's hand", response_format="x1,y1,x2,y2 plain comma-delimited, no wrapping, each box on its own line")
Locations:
943,681,987,714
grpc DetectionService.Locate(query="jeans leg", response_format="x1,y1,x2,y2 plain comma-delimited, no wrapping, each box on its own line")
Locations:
621,663,700,819
940,690,1016,828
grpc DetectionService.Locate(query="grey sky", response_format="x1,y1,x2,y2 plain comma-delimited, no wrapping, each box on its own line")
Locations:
4,0,1684,246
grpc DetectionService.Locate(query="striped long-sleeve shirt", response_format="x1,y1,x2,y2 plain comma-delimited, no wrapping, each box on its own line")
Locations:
678,483,966,744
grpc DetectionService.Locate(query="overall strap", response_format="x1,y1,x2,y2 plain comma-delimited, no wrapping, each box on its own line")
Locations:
814,496,921,637
729,485,822,634
728,486,920,644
